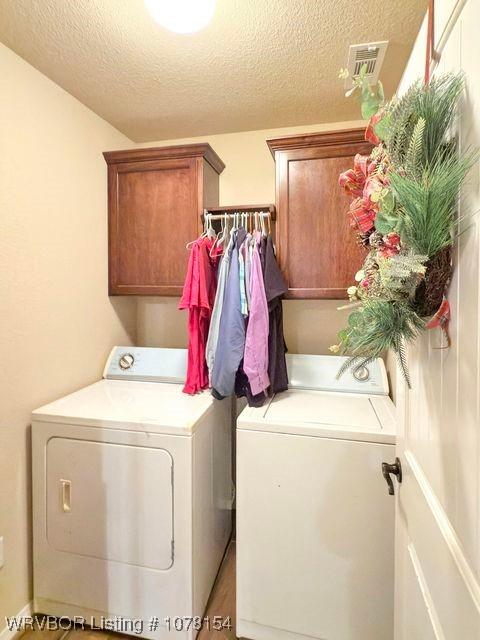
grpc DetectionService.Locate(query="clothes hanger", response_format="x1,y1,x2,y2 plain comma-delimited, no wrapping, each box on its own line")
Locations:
214,212,230,253
206,212,216,239
260,211,267,237
186,215,206,250
209,212,222,256
186,211,213,250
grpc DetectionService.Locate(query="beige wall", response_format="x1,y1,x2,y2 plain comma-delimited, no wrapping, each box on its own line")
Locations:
139,121,363,205
136,121,364,354
0,43,136,625
136,296,353,356
0,36,382,627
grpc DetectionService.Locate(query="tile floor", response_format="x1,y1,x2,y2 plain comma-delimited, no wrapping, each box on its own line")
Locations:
17,543,236,640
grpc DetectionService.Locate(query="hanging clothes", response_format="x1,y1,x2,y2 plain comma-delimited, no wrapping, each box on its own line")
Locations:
242,233,252,312
243,232,270,395
263,235,289,394
239,231,252,317
179,236,218,395
211,228,247,399
180,210,288,405
206,229,235,381
259,233,267,273
235,232,288,406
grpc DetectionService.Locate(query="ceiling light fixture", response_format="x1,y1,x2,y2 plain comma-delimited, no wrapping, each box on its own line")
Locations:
145,0,216,34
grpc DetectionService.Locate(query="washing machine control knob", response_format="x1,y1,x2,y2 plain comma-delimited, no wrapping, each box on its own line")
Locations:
353,365,370,382
119,353,135,370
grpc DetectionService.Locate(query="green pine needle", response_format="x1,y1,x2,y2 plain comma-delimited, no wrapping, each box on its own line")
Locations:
390,149,478,256
386,72,465,167
337,301,425,385
405,116,426,177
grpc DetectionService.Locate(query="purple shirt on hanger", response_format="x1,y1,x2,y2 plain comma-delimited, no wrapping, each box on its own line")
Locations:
243,234,270,395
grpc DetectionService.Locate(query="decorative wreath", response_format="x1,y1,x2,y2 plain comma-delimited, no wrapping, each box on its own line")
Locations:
331,67,477,386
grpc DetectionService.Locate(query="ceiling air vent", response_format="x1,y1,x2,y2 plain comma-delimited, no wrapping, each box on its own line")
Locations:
346,41,388,85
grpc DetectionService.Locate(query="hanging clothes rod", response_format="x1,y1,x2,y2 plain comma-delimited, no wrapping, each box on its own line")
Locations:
204,212,272,221
202,204,276,221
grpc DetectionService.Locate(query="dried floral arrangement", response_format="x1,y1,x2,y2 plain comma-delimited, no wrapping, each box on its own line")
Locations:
331,67,477,386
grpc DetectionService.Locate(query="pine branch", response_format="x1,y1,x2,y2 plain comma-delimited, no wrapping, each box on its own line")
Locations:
337,302,424,367
390,149,478,256
385,73,465,167
405,117,425,177
394,337,412,388
336,356,363,379
336,355,379,380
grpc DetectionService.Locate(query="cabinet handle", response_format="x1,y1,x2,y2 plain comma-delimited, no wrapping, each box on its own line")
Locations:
60,479,71,512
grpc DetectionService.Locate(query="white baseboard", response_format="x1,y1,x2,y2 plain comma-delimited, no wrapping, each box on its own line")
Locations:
0,602,33,640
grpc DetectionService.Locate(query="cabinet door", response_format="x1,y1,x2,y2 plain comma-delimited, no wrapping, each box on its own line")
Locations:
276,147,368,299
108,157,199,295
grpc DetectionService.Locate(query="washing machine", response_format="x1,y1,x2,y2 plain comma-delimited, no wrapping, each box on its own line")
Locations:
236,354,396,640
32,347,232,640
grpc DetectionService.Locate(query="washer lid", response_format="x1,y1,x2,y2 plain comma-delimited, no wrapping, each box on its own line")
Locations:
32,379,214,435
237,389,396,444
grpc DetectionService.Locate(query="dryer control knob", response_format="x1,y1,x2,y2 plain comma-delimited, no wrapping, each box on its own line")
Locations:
353,365,370,382
119,353,135,370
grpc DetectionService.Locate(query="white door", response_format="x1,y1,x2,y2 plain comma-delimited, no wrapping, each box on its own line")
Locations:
47,437,174,570
392,2,480,637
394,337,480,639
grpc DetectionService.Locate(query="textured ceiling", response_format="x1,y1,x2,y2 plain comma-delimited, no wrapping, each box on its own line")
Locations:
0,0,427,142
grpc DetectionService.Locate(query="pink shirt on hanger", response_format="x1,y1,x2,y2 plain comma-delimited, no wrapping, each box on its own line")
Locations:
179,237,218,394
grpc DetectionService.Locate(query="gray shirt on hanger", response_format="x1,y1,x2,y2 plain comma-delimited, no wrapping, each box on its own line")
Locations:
206,230,235,381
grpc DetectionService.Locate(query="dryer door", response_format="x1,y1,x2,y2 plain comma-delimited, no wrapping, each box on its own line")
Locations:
46,437,173,570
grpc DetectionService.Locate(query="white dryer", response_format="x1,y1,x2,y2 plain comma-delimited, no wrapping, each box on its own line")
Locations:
236,354,396,640
32,347,232,640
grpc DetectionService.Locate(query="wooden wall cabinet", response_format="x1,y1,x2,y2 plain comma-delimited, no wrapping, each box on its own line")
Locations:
104,144,225,296
267,129,372,299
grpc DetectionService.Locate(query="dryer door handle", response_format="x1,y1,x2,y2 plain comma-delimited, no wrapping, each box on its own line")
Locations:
60,479,72,512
